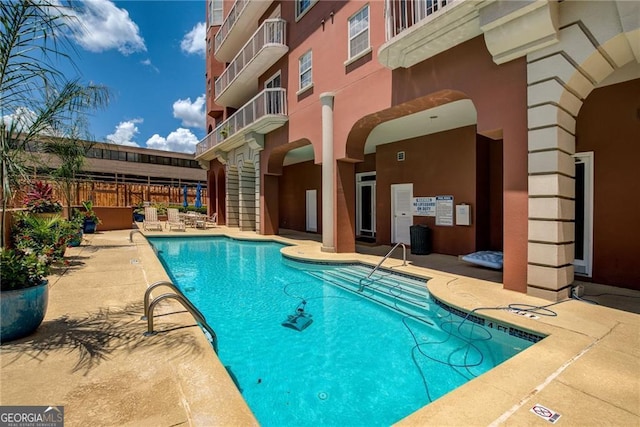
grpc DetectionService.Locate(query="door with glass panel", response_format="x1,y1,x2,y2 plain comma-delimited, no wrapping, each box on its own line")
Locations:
574,153,593,277
356,173,376,239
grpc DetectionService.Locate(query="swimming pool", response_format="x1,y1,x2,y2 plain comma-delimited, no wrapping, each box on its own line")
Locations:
149,236,536,426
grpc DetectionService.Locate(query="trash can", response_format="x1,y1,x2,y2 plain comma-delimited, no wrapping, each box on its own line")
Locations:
409,224,432,255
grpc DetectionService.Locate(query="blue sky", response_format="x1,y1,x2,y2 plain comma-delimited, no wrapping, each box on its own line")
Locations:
61,0,207,153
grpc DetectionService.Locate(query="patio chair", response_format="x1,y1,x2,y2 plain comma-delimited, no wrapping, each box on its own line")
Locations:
196,212,217,229
166,208,186,231
143,207,163,231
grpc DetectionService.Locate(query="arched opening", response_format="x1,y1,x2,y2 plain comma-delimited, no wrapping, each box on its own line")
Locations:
261,139,316,236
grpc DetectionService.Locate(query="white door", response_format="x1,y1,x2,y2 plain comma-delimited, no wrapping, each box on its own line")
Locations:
574,152,593,277
306,189,317,232
391,183,412,244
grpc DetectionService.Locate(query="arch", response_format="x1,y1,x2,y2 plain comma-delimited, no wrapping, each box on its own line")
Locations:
344,90,470,161
525,14,639,299
265,138,313,175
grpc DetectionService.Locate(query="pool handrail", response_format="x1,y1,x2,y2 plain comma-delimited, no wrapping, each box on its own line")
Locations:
142,281,218,353
358,242,407,291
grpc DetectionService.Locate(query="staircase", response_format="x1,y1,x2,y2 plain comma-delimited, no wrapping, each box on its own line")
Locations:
307,264,435,322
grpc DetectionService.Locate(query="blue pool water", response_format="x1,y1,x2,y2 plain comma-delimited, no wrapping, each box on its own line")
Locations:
149,236,536,426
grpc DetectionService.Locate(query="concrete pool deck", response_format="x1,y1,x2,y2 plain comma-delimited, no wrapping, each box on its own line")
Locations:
1,227,638,426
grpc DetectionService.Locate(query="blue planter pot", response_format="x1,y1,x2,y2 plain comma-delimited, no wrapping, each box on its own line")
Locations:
67,230,83,247
0,280,49,342
133,213,144,222
83,219,97,234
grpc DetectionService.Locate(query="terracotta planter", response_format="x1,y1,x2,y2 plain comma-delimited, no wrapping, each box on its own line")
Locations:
0,280,49,342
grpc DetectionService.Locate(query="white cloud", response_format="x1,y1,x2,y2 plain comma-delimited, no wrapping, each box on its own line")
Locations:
181,22,206,57
67,0,146,55
141,58,159,73
106,119,143,147
145,128,199,153
2,107,37,132
172,95,205,129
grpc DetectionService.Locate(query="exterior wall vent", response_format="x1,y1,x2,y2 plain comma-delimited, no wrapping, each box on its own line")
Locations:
397,151,405,161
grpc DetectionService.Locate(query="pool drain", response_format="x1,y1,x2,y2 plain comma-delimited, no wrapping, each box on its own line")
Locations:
317,392,328,400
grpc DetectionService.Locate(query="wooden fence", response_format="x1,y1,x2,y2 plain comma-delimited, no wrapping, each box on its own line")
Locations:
10,180,207,209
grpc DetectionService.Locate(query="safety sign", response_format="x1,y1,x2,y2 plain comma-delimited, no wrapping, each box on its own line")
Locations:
530,403,561,423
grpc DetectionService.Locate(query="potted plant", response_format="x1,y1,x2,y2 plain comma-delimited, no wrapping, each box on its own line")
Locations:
23,181,63,218
64,212,84,247
80,200,100,233
132,203,145,222
0,248,51,342
153,202,168,221
12,212,67,263
219,124,231,139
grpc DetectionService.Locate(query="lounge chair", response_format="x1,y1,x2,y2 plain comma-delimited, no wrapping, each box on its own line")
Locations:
166,208,186,231
196,213,217,229
143,207,163,231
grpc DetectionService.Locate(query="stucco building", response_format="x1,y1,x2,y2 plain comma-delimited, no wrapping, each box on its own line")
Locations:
196,0,640,300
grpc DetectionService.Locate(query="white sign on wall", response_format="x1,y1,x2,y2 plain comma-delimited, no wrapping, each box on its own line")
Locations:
412,197,436,216
435,195,454,226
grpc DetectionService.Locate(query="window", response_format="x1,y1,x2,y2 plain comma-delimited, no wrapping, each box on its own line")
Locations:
296,0,313,18
209,0,223,26
348,5,369,59
299,50,312,91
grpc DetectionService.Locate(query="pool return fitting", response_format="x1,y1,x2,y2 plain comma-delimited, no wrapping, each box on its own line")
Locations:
142,280,218,353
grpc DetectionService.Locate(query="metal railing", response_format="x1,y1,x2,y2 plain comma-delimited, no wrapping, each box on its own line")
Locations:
196,88,287,156
215,19,287,99
385,0,455,40
358,242,407,291
214,0,250,53
142,281,218,353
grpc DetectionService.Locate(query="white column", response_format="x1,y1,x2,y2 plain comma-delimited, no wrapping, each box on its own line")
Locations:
320,92,335,253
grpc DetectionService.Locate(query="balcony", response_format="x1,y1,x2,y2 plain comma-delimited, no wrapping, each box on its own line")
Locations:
215,19,288,108
378,0,559,68
196,88,288,162
379,0,481,69
214,0,273,63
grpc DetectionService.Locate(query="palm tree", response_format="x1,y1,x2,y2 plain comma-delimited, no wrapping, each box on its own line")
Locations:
0,0,110,246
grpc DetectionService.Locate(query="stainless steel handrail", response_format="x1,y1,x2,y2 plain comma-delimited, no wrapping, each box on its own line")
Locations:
358,242,407,291
142,281,182,320
142,281,218,353
129,229,144,242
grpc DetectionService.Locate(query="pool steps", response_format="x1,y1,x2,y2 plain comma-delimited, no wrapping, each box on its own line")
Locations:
307,265,436,322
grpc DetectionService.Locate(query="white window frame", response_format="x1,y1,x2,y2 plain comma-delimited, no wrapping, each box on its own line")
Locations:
208,0,223,27
265,71,281,89
296,0,317,20
348,4,370,60
298,50,313,93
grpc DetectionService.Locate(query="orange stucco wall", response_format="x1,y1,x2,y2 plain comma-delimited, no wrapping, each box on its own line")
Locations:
576,78,640,290
376,126,482,255
278,160,322,233
388,36,528,292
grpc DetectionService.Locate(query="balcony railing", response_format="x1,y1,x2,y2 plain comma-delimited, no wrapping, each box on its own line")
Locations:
196,88,287,157
385,0,455,40
214,0,273,63
215,19,287,106
214,0,249,53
